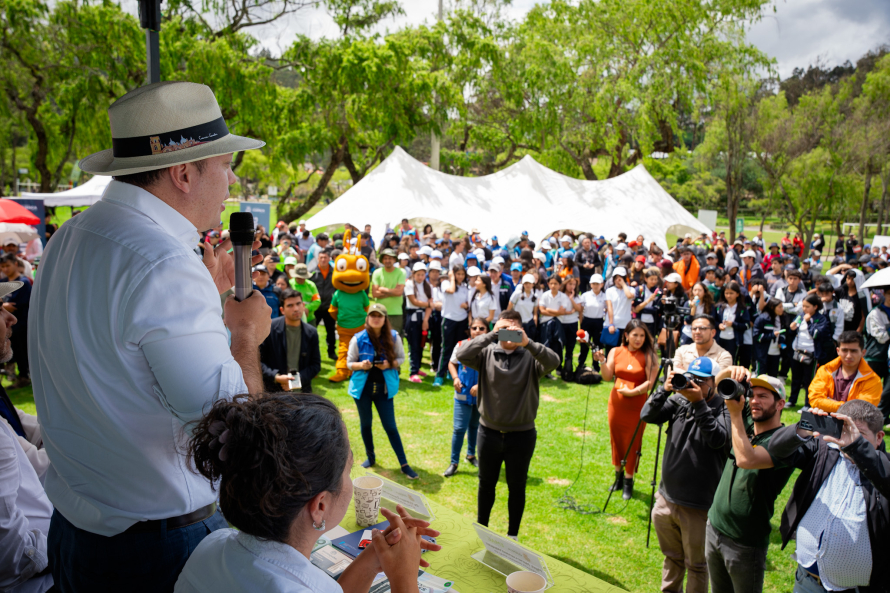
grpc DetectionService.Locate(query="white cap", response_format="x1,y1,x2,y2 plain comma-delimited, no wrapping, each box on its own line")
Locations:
429,260,442,271
474,248,486,260
548,237,558,245
431,250,443,259
412,262,427,272
541,242,551,250
616,243,628,251
589,273,604,284
467,266,482,277
560,235,572,243
685,233,692,238
420,245,433,256
664,272,682,283
612,267,627,277
492,256,505,265
398,252,409,260
534,252,546,262
742,250,757,258
299,219,307,224
522,273,536,284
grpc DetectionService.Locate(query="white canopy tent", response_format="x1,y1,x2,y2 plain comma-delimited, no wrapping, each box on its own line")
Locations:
305,146,711,252
19,175,111,207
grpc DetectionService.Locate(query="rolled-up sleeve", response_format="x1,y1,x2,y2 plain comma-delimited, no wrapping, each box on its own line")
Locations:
0,432,48,588
122,256,248,423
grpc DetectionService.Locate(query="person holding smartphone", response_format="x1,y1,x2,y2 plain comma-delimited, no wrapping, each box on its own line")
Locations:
456,311,559,540
346,304,418,480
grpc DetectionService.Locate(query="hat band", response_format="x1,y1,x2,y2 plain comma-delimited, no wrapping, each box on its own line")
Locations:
111,116,229,158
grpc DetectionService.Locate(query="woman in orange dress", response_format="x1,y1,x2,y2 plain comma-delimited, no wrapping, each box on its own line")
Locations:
594,319,657,500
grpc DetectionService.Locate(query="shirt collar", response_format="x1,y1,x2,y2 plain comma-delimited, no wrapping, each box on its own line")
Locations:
101,180,200,249
235,532,322,580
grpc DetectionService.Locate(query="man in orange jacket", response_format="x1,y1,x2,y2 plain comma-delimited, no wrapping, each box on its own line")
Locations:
808,331,882,413
673,247,700,293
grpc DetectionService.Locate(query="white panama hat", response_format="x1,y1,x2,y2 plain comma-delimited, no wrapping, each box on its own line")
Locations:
80,81,265,176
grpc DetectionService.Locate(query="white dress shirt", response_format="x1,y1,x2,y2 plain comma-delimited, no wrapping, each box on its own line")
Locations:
509,288,537,324
29,181,248,536
0,418,53,592
796,447,872,590
175,529,343,593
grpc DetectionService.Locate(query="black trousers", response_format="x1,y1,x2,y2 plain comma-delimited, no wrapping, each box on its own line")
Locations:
428,311,442,372
577,317,604,369
11,321,28,377
789,354,816,406
437,318,468,380
737,343,752,370
560,321,579,377
477,425,537,537
716,337,737,364
870,362,890,422
314,305,337,359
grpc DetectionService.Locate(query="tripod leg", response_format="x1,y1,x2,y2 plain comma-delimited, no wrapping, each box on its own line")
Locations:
646,423,663,548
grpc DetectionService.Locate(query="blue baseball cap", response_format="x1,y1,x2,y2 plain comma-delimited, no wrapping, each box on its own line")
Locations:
491,235,498,242
510,262,522,271
561,249,575,258
687,357,716,378
466,252,478,260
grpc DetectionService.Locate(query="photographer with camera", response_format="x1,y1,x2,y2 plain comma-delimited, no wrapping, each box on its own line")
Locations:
640,356,731,593
705,366,795,593
456,310,559,540
673,315,733,374
738,399,889,592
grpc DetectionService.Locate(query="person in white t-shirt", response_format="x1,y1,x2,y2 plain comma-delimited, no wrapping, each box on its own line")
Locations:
538,276,572,379
557,277,585,381
448,240,466,270
469,275,497,328
434,266,470,387
508,273,538,340
605,267,635,343
405,262,433,383
578,274,608,370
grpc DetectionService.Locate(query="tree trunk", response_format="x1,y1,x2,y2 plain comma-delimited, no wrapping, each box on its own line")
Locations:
858,169,872,243
285,138,348,220
878,170,889,236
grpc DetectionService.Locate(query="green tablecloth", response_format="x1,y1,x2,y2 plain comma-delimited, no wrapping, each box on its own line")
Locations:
338,487,624,593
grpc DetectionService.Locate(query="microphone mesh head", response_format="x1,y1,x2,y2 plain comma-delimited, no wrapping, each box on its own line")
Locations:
229,212,255,244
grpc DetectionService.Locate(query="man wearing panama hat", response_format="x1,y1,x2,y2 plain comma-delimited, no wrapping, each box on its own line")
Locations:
29,81,271,590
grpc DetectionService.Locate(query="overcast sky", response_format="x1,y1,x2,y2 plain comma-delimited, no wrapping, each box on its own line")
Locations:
127,0,890,78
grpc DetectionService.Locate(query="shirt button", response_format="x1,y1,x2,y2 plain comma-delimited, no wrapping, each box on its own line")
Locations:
27,549,34,557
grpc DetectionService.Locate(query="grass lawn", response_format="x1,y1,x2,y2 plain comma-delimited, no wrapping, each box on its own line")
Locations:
21,327,888,593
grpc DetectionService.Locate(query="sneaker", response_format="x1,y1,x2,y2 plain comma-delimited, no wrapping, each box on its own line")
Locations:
543,373,554,380
446,372,452,380
409,375,423,383
417,370,428,377
443,463,458,477
361,457,375,469
506,534,519,542
465,455,479,468
401,464,419,480
797,406,810,415
432,377,444,387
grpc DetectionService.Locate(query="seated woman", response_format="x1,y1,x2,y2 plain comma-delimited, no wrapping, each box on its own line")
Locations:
175,393,440,593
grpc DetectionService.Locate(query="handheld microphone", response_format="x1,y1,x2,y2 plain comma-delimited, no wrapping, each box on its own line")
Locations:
229,212,255,302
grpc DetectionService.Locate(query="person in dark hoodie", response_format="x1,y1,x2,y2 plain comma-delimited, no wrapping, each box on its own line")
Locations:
640,356,730,593
740,400,888,593
456,310,559,540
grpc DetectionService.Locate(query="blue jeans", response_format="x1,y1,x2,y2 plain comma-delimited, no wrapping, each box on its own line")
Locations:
793,566,854,593
450,400,481,464
48,507,227,592
356,385,408,465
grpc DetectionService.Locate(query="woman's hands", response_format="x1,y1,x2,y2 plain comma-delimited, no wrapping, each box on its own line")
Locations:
368,506,442,584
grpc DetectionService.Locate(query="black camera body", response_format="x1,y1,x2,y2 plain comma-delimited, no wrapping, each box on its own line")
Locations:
717,378,752,401
670,372,697,391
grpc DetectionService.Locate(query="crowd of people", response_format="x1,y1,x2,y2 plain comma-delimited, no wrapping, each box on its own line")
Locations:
1,82,889,593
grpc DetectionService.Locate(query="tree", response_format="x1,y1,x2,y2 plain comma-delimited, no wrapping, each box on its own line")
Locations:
0,0,145,191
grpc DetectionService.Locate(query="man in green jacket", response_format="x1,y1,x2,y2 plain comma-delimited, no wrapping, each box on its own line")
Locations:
289,263,321,324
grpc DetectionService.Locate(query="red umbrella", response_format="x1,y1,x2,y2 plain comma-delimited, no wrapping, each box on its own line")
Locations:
0,199,41,225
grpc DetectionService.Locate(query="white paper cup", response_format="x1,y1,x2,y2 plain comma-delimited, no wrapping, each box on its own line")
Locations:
506,571,546,593
353,476,383,527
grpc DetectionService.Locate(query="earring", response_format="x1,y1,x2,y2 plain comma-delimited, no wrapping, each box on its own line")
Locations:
313,519,326,531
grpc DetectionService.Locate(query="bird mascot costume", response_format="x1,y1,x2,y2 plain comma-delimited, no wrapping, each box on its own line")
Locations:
328,230,371,382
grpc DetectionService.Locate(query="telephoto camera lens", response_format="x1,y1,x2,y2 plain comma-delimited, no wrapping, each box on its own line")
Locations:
717,378,751,401
670,373,691,391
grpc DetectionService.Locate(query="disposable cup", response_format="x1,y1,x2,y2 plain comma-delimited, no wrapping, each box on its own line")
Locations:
353,476,383,527
506,571,546,593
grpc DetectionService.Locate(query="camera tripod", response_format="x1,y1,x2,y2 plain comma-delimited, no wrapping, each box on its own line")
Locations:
601,312,680,547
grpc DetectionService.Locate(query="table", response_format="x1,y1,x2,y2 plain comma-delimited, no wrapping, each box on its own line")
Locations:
338,485,625,593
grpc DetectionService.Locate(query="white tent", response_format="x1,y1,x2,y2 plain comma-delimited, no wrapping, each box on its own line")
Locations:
305,146,710,252
19,175,111,207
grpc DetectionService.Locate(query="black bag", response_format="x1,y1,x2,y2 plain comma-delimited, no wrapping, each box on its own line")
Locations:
574,367,603,385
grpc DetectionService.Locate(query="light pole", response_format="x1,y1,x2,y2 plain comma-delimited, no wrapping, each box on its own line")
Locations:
139,0,163,84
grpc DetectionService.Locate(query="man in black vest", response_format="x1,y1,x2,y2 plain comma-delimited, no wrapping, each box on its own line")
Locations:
260,289,321,393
